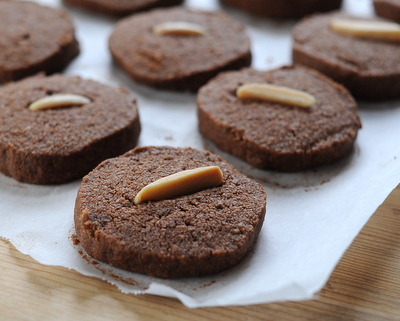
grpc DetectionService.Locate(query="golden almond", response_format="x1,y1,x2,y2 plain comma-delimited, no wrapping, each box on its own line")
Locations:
236,83,316,108
28,94,91,111
134,166,223,204
153,21,207,36
330,18,400,42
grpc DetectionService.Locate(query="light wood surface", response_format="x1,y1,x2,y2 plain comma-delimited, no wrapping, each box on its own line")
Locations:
1,184,399,320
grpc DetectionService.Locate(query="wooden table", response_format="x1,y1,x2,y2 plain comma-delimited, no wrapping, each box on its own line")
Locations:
1,184,399,320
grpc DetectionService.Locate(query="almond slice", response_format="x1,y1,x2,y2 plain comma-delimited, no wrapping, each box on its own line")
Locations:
153,21,207,36
134,166,223,204
29,94,91,111
236,83,316,108
330,18,400,42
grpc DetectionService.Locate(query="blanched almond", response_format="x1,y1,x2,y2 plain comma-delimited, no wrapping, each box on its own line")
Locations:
134,166,223,204
28,94,91,111
236,83,316,108
153,21,207,36
330,18,400,42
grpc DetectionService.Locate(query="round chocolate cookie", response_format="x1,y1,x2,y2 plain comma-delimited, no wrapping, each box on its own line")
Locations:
197,66,361,172
0,74,141,184
74,146,267,278
292,11,400,100
220,0,342,19
108,7,252,91
0,1,80,84
62,0,184,16
373,0,400,23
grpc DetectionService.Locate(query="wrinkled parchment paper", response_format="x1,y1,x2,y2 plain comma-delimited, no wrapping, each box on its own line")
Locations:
1,0,399,308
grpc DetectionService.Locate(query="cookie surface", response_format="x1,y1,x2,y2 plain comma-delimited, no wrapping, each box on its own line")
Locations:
74,146,267,278
0,74,141,184
62,0,184,16
109,7,252,91
220,0,342,19
292,11,400,100
197,66,361,172
0,1,79,84
373,0,400,23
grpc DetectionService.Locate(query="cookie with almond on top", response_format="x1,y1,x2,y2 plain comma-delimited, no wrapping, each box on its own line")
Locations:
197,65,361,171
0,74,140,184
74,146,267,278
292,12,400,100
108,7,252,91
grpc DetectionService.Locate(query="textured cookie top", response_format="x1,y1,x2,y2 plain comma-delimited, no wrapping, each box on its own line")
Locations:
197,65,361,159
0,1,77,80
292,11,400,76
373,0,400,24
220,0,342,19
0,74,139,156
62,0,184,16
75,146,266,267
109,7,251,87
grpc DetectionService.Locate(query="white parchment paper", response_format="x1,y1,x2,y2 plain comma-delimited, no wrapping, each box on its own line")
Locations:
1,0,399,308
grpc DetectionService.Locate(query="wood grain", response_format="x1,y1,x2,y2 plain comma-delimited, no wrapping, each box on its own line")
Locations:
1,184,399,321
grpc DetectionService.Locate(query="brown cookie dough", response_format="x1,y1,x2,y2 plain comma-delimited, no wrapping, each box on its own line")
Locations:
108,7,252,91
74,146,267,278
292,11,400,100
0,1,80,84
373,0,400,23
197,66,361,172
62,0,184,16
220,0,342,19
0,74,141,184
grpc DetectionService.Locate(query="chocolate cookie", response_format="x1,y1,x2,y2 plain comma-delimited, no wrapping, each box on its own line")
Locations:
74,146,267,278
197,66,361,172
62,0,184,16
108,7,252,91
0,1,80,84
292,11,400,100
373,0,400,23
0,74,141,184
220,0,342,19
